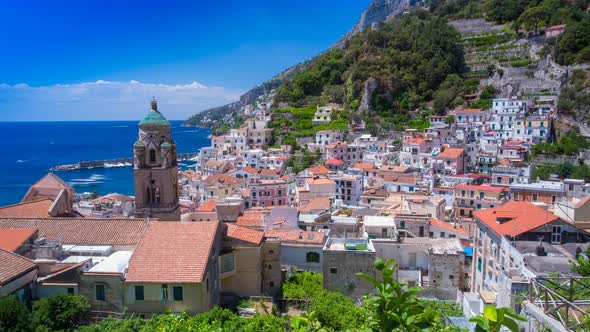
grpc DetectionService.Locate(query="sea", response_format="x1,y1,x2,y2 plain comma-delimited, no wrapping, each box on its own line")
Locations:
0,121,210,206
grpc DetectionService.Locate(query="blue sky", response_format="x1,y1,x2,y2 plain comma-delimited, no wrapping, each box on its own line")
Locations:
0,0,369,120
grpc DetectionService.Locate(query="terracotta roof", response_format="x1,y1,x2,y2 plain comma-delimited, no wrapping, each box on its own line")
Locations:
362,188,389,197
126,221,219,283
438,147,464,159
258,169,282,176
0,228,37,252
326,141,346,149
429,218,467,237
0,249,37,286
306,165,330,175
299,197,331,213
455,184,505,192
354,163,375,170
0,218,152,246
382,175,417,184
326,158,344,166
473,201,559,238
30,173,73,191
204,174,245,186
225,224,263,245
405,137,425,145
264,229,325,245
546,24,566,30
196,200,217,212
242,167,258,174
0,199,54,218
306,177,336,186
236,211,265,228
379,165,411,173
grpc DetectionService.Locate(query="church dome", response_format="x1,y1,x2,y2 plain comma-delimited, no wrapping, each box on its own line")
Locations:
139,99,171,126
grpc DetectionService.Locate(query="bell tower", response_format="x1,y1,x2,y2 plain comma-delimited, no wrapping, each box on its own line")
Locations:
133,99,180,221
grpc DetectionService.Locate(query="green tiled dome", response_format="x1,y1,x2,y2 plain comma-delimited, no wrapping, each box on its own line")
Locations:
139,110,170,126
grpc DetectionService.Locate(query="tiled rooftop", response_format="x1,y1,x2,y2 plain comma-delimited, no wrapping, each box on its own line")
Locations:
126,221,219,283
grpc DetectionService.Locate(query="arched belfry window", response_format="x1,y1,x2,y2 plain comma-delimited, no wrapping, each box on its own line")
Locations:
149,149,156,163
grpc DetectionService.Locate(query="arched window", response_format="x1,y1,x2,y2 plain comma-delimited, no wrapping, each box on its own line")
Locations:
149,149,156,163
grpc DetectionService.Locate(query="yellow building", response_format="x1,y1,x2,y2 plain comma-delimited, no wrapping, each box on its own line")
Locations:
124,221,221,316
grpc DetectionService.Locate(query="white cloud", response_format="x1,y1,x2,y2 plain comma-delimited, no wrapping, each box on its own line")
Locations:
0,80,243,121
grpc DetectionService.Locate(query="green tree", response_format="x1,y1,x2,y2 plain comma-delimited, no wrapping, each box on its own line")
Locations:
572,246,590,276
518,6,549,34
357,258,428,331
289,311,328,332
469,305,527,332
32,294,90,331
282,272,324,299
0,296,31,332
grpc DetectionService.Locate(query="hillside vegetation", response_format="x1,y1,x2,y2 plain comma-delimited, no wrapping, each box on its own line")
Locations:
276,10,465,132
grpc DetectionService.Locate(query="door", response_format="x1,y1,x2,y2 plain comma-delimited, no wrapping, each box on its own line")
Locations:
409,253,417,268
551,226,562,244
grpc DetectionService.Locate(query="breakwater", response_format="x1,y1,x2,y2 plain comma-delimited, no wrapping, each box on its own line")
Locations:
50,153,199,172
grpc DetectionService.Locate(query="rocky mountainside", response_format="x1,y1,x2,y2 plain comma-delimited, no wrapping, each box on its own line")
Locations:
182,0,417,128
333,0,422,48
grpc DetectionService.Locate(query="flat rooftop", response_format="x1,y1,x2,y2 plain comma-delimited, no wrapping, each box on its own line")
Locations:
88,251,133,273
324,238,375,252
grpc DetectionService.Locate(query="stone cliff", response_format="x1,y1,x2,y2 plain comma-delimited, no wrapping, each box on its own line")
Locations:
333,0,420,48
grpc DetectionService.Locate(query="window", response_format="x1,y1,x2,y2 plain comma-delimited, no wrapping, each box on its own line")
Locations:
149,149,156,163
418,226,424,237
206,278,209,293
477,258,482,272
306,252,320,263
95,284,105,301
220,254,235,273
400,221,406,229
161,284,168,301
173,286,183,301
67,287,75,295
429,232,434,237
532,193,538,201
440,232,446,238
330,267,338,274
135,285,144,301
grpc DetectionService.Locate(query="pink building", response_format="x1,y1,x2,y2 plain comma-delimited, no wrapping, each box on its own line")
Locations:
249,179,288,208
432,147,465,175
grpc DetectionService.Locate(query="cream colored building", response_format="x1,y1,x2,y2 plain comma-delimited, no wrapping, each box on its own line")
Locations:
124,221,221,316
